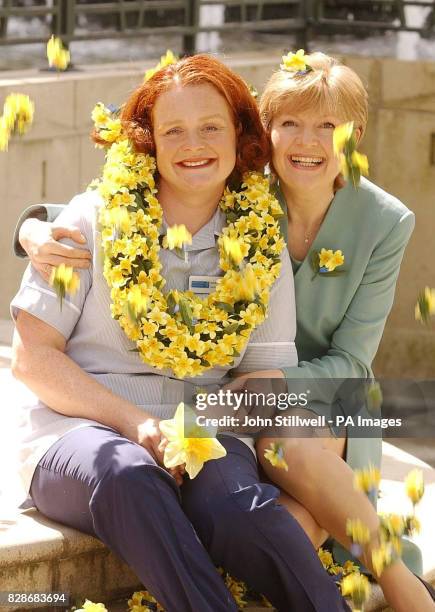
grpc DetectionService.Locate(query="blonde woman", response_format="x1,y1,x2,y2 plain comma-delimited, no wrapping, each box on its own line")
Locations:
245,52,433,611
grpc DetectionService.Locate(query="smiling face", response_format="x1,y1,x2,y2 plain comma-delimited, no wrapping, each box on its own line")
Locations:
153,83,237,198
270,106,345,193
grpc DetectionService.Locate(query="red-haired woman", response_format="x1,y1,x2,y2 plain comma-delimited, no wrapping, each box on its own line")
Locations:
11,55,349,612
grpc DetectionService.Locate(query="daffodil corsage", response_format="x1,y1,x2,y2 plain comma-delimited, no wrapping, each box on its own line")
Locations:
310,248,345,280
280,49,313,76
333,122,369,188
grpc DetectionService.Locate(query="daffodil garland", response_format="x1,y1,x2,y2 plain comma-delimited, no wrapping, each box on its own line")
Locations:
90,106,284,378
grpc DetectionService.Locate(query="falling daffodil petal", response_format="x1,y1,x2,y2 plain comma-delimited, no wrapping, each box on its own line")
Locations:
353,464,381,495
222,236,244,266
333,122,355,156
351,151,369,176
166,224,192,250
340,572,371,608
264,442,288,471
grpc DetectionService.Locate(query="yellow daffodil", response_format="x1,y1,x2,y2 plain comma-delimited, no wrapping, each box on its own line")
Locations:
333,122,355,156
144,50,178,81
166,224,192,250
237,265,260,301
405,469,425,506
318,248,334,268
0,93,34,151
223,573,248,608
159,402,227,479
405,514,421,535
76,601,108,612
0,116,10,152
353,464,381,496
379,513,405,538
325,249,344,272
346,518,371,555
264,442,288,471
49,264,80,308
46,35,70,71
340,572,371,609
222,235,244,266
371,543,394,577
280,49,310,73
126,285,148,323
128,590,164,612
317,248,344,273
415,286,435,324
351,150,369,176
318,547,334,569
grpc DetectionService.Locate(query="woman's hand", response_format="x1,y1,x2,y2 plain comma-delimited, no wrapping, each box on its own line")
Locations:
19,218,92,282
119,412,185,486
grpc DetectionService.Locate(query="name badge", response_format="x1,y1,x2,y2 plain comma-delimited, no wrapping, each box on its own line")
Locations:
189,275,220,294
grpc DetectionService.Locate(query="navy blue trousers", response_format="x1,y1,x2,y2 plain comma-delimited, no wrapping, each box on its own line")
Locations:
30,425,349,612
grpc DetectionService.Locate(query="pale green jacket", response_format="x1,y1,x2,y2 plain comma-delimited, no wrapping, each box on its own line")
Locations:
275,178,415,474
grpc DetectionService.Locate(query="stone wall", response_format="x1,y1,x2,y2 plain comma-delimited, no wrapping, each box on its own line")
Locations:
1,52,434,377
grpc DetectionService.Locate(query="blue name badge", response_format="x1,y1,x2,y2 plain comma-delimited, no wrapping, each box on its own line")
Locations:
188,275,219,294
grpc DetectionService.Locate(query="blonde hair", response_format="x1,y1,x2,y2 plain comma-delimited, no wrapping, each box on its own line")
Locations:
260,52,369,139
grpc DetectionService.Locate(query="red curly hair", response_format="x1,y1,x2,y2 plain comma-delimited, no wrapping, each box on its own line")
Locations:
113,54,270,184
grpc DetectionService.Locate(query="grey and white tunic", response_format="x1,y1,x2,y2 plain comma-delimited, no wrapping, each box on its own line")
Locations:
11,190,298,502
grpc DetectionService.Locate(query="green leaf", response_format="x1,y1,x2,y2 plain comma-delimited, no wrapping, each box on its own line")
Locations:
179,297,195,333
222,322,240,335
215,302,234,313
166,292,177,315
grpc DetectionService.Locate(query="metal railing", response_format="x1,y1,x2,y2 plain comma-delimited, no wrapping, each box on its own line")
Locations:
0,0,434,54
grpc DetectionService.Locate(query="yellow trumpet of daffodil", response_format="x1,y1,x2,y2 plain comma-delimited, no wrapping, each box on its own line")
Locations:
280,49,310,73
353,464,381,495
49,264,80,308
222,235,244,266
159,402,227,479
46,35,70,71
76,600,108,612
415,286,435,324
166,224,192,250
264,442,288,471
144,50,178,81
405,468,425,506
340,572,371,609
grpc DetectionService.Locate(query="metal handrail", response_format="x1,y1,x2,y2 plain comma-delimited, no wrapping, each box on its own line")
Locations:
0,0,433,52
